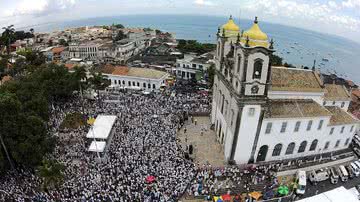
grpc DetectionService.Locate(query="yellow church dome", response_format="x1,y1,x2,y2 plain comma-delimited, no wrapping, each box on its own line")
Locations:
241,17,269,47
221,15,240,37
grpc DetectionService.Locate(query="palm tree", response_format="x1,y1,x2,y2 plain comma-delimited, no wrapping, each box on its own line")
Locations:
37,159,65,190
2,25,15,55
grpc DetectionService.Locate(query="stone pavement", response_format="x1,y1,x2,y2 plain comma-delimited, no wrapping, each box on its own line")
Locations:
177,116,225,167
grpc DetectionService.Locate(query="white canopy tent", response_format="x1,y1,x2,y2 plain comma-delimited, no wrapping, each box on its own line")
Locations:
298,186,359,202
88,141,106,153
86,115,117,140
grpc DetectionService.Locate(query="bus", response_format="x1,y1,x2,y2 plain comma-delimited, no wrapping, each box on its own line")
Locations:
296,170,306,195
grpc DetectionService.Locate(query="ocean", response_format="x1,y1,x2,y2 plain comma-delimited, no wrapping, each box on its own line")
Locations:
23,15,360,84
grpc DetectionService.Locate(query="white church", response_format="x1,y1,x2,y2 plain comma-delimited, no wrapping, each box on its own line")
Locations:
211,16,359,165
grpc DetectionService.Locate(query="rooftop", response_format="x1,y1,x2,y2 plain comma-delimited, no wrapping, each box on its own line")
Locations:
265,99,332,119
271,67,324,93
325,106,359,126
102,65,167,79
52,47,66,54
323,84,351,101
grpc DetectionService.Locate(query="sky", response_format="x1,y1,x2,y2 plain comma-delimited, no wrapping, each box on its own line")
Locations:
0,0,359,43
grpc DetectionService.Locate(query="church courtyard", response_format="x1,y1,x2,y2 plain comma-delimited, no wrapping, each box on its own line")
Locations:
177,116,226,167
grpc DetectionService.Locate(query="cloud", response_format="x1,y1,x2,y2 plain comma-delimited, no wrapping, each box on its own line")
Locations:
194,0,215,6
342,0,360,8
245,0,360,31
6,0,76,17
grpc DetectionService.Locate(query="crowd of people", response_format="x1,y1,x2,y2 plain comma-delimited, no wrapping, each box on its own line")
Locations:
0,87,211,201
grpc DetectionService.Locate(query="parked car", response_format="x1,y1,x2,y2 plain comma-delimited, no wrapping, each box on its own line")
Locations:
308,169,329,185
353,147,360,157
329,167,339,184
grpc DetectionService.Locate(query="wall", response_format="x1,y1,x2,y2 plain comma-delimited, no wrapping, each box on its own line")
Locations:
323,101,351,111
268,91,324,105
255,116,331,162
105,74,167,91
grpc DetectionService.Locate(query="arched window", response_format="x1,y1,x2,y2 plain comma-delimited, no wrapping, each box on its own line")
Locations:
148,83,151,89
256,145,268,162
143,83,146,88
298,141,307,153
128,81,131,86
272,144,282,156
253,59,263,79
309,139,318,151
285,142,295,155
153,84,156,89
237,55,242,73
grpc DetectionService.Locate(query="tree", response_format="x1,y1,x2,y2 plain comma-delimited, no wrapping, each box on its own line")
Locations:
37,159,65,190
59,39,68,47
2,25,15,55
112,23,124,29
270,54,283,66
114,30,126,41
207,64,215,87
89,71,110,93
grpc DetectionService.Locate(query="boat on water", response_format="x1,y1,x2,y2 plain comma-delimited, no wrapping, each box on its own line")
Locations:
322,58,329,62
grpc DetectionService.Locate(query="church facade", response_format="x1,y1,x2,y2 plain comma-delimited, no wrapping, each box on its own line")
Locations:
211,16,359,165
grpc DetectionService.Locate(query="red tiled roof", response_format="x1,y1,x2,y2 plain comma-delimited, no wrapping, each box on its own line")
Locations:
353,90,360,98
112,66,129,76
52,47,65,54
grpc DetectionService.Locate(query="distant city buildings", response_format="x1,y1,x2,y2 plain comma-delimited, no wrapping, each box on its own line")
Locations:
174,52,214,80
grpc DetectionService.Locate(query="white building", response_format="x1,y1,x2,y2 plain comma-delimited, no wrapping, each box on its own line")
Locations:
175,53,214,80
102,65,169,91
211,16,359,165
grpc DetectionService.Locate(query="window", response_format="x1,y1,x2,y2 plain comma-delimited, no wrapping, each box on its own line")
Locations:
298,141,307,153
221,95,225,114
332,101,336,105
192,64,196,68
272,144,282,156
253,59,263,79
122,80,125,85
199,65,203,70
323,101,326,106
114,80,117,85
143,83,146,88
285,143,295,155
341,126,345,133
324,141,330,150
265,122,272,134
237,55,242,73
128,81,131,86
249,108,255,116
148,83,151,88
318,120,324,130
137,82,140,87
133,81,136,86
281,122,287,133
330,127,334,135
294,121,301,132
345,138,350,146
153,84,156,89
230,110,235,127
335,140,340,148
307,120,313,131
341,102,345,108
350,125,354,132
309,140,318,151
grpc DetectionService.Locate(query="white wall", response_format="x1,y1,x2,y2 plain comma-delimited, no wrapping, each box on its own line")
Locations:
255,116,331,162
105,74,166,90
323,101,350,111
268,91,324,105
322,124,357,152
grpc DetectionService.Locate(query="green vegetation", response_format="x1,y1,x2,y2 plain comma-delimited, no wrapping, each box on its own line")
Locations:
177,39,216,55
59,39,69,46
114,30,127,41
207,64,215,87
60,112,86,130
0,49,84,172
112,23,125,29
37,159,65,190
270,54,296,68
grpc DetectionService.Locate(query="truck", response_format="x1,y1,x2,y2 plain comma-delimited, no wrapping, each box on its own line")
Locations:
308,169,329,185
